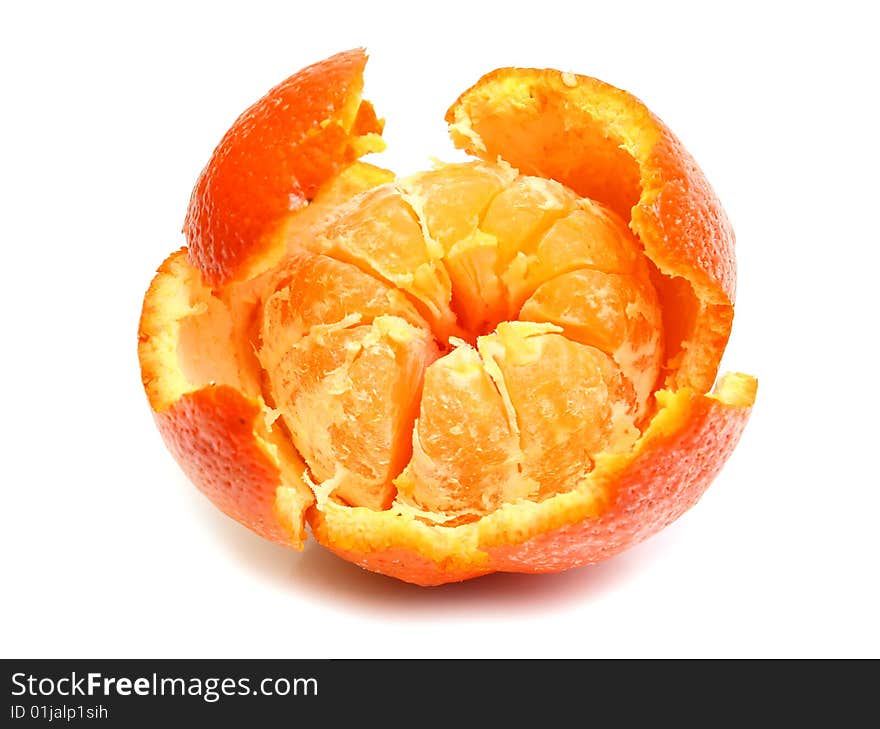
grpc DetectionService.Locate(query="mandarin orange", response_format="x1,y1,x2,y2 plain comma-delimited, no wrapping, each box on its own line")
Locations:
138,49,756,585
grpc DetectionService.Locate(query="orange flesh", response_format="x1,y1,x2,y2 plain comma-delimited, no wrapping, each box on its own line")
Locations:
263,317,437,510
175,160,666,520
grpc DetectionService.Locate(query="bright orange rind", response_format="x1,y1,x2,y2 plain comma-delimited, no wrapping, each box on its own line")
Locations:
138,49,756,585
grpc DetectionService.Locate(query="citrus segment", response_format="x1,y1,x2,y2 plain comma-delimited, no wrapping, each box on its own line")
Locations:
502,201,641,311
477,322,637,500
399,161,514,252
481,175,578,269
312,185,458,340
394,343,528,517
262,317,438,511
519,268,663,415
258,251,426,369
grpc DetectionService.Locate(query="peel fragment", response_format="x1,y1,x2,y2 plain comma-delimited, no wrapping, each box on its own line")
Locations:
138,252,313,547
184,49,386,287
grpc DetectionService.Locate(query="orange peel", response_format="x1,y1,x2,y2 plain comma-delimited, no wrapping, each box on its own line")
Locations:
138,49,756,585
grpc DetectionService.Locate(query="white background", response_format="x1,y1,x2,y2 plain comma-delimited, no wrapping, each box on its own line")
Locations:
2,1,878,658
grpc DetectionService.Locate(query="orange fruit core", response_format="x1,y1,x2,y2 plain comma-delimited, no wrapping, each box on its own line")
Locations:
251,159,664,522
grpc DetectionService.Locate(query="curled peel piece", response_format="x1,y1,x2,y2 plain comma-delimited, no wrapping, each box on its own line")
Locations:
139,251,314,547
184,48,385,287
139,52,756,586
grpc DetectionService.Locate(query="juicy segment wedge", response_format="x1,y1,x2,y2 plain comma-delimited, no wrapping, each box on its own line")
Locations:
394,342,527,517
309,186,459,341
140,52,756,585
263,316,437,511
257,252,438,510
520,269,663,413
258,251,426,364
478,323,640,496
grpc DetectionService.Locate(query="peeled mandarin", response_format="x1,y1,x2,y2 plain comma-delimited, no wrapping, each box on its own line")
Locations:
139,50,756,585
